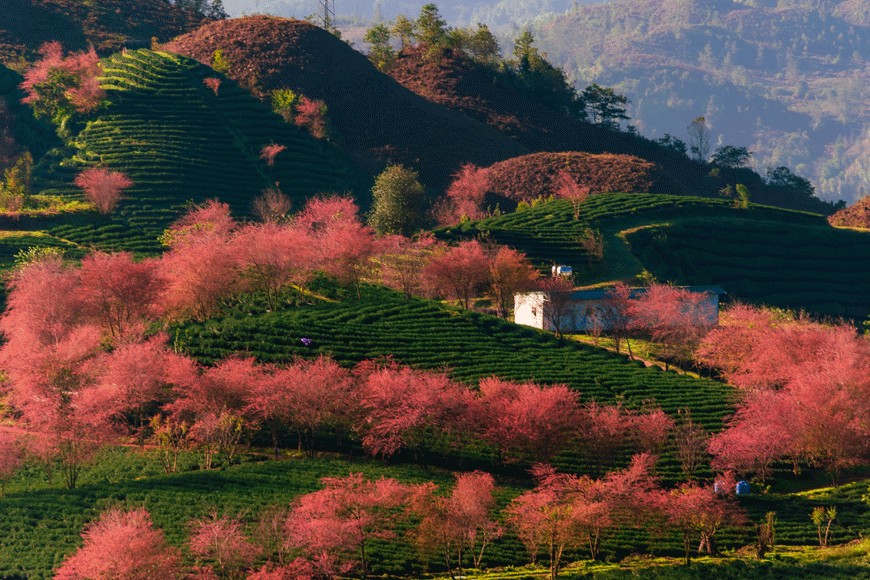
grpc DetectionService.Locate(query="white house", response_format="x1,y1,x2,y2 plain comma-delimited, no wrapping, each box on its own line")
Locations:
514,286,726,333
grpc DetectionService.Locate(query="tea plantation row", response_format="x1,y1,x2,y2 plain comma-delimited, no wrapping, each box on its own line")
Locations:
626,218,870,318
437,193,870,317
25,49,365,255
0,449,867,580
175,287,734,479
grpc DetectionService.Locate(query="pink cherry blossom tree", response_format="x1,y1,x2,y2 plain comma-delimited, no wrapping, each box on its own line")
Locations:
76,251,164,343
246,356,354,457
54,507,183,580
473,377,580,464
285,473,410,579
189,510,261,580
159,200,240,321
355,364,472,466
259,144,286,167
409,471,502,578
487,246,539,319
0,429,24,495
553,169,590,220
437,164,490,225
74,168,133,214
423,239,491,309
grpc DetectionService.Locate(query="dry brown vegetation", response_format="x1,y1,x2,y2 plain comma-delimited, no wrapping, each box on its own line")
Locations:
484,151,678,202
164,16,526,192
828,196,870,228
0,0,208,60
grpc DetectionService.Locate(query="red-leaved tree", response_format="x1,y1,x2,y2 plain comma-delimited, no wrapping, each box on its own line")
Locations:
73,168,133,214
409,471,502,578
285,473,409,579
54,507,183,580
473,377,579,464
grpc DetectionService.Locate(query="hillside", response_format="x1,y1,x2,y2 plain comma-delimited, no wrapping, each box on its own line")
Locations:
23,49,365,254
438,192,870,318
3,449,868,580
533,0,870,205
0,63,61,172
0,0,209,61
385,43,837,213
177,282,733,477
163,16,527,192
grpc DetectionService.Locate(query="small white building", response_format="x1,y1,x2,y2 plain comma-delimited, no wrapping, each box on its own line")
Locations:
514,286,726,333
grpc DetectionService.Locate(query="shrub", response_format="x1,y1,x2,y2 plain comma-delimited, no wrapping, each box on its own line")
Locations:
73,168,133,214
368,164,426,236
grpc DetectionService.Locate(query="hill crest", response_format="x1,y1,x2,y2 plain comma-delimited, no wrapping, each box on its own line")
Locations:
0,0,208,60
164,16,527,192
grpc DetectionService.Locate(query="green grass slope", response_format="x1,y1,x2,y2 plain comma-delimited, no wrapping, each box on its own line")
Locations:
30,49,365,254
1,445,868,579
437,192,869,318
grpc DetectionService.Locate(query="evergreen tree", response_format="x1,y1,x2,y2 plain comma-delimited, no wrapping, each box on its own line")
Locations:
368,165,426,236
417,4,449,46
364,24,396,71
392,14,417,49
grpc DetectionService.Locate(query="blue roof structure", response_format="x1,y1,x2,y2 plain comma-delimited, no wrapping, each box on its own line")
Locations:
568,285,727,301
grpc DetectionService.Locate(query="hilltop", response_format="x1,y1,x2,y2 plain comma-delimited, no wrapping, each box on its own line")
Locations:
14,49,365,254
483,151,683,203
164,16,527,192
828,195,870,229
0,0,209,61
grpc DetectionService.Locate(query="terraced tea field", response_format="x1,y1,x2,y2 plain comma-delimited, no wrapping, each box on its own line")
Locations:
439,193,870,317
176,286,734,478
24,49,365,255
626,218,870,318
1,448,866,580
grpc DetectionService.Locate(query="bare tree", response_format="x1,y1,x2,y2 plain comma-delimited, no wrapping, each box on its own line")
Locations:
687,116,711,162
538,275,576,338
673,410,707,480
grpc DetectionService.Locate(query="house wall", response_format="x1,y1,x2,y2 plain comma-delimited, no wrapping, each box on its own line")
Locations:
514,293,721,332
514,293,546,329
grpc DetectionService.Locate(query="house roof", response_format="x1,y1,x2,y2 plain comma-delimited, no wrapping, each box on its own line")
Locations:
568,285,727,300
